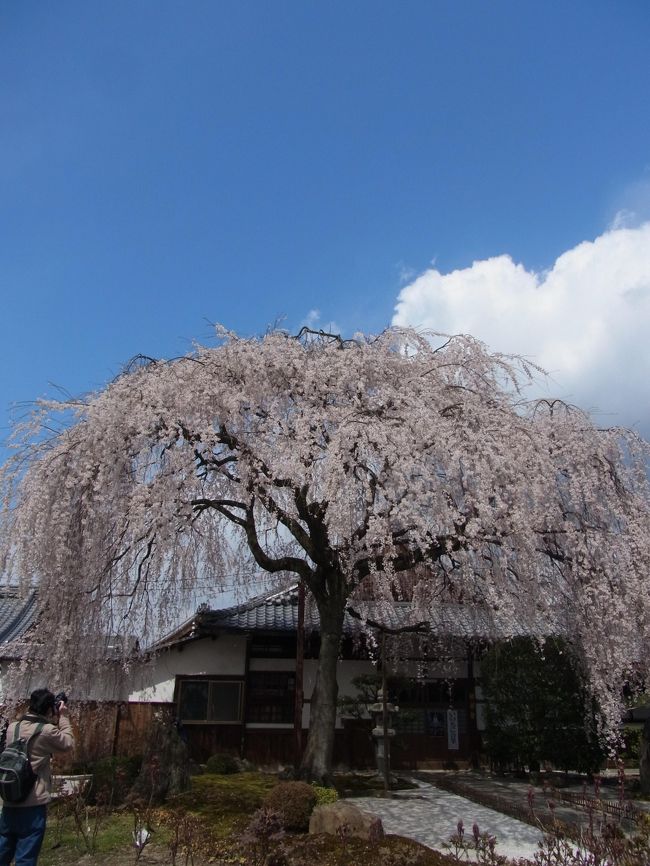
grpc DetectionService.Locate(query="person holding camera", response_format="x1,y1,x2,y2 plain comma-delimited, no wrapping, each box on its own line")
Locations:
0,689,75,866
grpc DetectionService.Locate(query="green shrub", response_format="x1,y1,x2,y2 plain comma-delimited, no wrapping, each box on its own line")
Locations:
311,784,338,806
482,637,605,775
72,755,142,805
205,753,240,775
263,781,317,832
623,726,643,763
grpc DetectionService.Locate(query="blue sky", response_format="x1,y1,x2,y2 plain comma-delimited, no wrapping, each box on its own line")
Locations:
2,0,650,446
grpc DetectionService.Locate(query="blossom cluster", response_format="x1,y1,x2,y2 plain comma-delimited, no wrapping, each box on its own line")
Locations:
0,326,647,737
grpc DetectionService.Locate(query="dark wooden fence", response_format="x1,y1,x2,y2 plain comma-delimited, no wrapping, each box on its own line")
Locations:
48,701,173,771
44,702,376,770
113,701,175,758
39,701,471,771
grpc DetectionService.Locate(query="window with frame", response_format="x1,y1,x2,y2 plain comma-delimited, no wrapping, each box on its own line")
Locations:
390,677,467,737
246,671,295,723
249,636,297,658
177,678,243,723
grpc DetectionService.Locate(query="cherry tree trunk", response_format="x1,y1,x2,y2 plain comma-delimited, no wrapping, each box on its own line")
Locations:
299,592,345,783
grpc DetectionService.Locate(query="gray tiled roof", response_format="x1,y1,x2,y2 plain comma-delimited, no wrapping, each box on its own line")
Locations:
198,586,320,633
154,585,310,648
349,599,567,639
0,591,37,650
155,582,564,650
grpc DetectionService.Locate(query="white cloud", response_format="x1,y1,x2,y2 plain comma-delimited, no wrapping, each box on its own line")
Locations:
395,261,417,285
609,209,636,231
392,223,650,435
303,309,322,329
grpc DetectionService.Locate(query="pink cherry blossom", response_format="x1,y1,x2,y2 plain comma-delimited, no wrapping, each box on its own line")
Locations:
1,326,648,778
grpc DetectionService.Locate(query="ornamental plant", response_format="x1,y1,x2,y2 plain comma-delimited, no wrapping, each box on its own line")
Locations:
205,753,240,775
311,783,339,806
262,781,317,831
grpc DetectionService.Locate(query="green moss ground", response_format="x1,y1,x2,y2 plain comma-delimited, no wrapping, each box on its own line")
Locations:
170,771,278,837
36,772,456,866
41,810,145,866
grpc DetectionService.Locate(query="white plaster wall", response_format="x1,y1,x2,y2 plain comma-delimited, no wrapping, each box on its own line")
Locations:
301,659,376,729
126,640,473,735
301,659,376,700
128,635,247,703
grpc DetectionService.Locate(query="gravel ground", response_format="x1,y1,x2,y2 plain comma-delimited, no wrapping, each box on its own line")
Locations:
349,781,544,862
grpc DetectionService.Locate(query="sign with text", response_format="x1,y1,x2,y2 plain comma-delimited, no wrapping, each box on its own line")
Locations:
447,709,459,750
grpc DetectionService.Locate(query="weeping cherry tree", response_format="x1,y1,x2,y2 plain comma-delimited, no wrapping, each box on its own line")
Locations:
1,326,649,780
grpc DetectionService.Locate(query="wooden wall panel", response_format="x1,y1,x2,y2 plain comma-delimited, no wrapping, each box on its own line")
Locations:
182,724,243,762
36,700,476,773
113,701,174,758
51,701,119,771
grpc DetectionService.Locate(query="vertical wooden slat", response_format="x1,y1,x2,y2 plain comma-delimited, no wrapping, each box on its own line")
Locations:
293,580,305,770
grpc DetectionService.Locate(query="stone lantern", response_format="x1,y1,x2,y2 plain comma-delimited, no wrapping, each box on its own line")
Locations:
368,690,398,777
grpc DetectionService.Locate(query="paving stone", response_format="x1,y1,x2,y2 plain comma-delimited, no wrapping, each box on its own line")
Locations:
348,782,544,862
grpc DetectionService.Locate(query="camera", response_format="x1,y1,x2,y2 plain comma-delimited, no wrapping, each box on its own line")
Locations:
54,691,68,709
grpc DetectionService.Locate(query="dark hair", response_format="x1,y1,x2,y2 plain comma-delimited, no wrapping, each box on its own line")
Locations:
29,689,56,716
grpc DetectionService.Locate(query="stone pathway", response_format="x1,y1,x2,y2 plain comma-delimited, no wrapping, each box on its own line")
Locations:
349,781,544,862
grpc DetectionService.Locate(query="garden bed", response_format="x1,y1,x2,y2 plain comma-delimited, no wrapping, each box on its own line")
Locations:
40,771,453,866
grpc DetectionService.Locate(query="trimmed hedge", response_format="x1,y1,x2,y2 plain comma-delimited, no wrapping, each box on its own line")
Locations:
205,753,240,775
263,781,317,832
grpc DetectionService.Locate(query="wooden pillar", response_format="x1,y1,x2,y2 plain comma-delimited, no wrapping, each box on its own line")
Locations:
111,701,123,757
294,580,305,770
466,642,479,765
381,630,391,795
240,633,252,759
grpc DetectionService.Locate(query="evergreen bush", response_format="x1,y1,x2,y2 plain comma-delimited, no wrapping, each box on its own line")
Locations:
205,753,240,775
482,637,604,775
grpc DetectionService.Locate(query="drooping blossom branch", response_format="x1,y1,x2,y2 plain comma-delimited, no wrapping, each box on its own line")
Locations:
0,326,647,750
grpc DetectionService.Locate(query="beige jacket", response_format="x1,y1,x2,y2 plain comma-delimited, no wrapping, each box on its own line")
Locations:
2,713,75,807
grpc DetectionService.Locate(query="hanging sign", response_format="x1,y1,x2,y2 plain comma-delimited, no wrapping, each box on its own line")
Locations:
447,709,459,750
